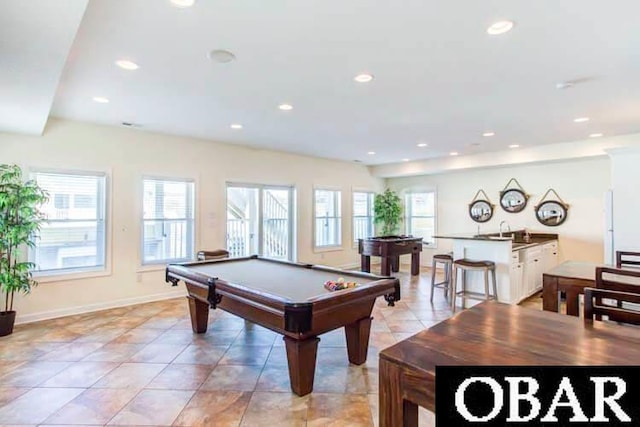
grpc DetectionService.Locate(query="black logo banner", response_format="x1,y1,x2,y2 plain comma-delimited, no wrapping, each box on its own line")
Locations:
436,366,640,426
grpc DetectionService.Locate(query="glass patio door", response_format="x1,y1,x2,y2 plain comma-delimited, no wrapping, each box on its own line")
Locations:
226,184,294,260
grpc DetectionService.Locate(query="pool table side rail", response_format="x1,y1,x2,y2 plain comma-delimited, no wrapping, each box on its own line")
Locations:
165,256,401,337
166,255,400,306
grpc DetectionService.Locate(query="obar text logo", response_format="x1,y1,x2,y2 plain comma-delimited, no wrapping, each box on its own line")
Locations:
436,367,639,426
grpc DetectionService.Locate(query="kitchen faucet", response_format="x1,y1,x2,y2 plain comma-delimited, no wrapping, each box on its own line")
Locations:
499,220,511,238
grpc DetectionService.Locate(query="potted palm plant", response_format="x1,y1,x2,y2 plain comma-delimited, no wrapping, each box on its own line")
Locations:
0,164,48,336
374,188,403,236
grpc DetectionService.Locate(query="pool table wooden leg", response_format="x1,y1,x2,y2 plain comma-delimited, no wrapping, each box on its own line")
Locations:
391,256,400,273
345,316,373,365
284,336,320,396
381,257,392,276
187,295,209,333
361,255,371,273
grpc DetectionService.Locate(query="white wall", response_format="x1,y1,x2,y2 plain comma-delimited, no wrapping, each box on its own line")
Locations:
0,119,383,322
386,157,611,265
608,147,640,255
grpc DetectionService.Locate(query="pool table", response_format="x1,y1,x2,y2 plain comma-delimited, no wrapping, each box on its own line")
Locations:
165,255,400,396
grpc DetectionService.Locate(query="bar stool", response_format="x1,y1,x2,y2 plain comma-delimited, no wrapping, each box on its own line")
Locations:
450,259,498,312
430,253,453,302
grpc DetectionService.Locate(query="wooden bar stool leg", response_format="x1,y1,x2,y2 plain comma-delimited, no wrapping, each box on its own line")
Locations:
430,258,437,303
491,267,498,301
451,266,457,312
443,262,450,299
484,269,490,300
461,270,467,310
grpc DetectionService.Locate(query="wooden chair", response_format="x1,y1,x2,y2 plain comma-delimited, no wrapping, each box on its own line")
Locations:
197,249,229,261
616,251,640,269
584,287,640,325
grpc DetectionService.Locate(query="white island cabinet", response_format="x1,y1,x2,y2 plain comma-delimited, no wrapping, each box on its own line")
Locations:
434,231,558,305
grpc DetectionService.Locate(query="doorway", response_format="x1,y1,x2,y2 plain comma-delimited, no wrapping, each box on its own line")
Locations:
226,184,295,260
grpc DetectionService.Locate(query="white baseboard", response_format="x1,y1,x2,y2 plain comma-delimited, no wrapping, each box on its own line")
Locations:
337,262,360,270
16,289,187,325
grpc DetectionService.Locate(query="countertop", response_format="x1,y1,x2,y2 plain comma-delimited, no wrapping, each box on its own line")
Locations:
434,230,558,251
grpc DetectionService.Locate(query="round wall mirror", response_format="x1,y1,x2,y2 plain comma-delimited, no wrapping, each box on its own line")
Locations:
536,200,568,226
469,200,493,223
500,189,528,213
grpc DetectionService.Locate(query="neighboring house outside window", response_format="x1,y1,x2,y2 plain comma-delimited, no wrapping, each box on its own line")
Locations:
353,191,375,244
142,177,195,264
404,191,436,245
30,170,107,274
314,189,341,248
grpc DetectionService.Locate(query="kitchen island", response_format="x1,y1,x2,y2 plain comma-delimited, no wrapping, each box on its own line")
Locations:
434,230,558,305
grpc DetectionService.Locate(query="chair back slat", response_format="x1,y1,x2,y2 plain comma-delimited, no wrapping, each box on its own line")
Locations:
595,267,640,293
616,251,640,269
584,287,640,325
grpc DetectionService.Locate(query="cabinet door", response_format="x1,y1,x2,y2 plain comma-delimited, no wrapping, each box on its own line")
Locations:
524,258,536,296
542,241,559,272
533,256,543,291
510,262,524,302
523,247,543,295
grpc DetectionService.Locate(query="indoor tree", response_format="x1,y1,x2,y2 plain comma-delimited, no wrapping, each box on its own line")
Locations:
374,188,403,235
0,164,48,336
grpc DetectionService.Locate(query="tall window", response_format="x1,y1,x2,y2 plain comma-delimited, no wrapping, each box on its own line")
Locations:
405,191,436,245
142,178,194,264
353,191,374,244
30,170,106,274
314,189,341,248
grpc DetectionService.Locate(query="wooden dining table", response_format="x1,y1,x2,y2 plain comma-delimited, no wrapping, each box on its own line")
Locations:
542,260,605,316
542,260,640,316
379,301,640,427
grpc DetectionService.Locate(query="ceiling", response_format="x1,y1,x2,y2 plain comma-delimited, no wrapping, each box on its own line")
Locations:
4,1,640,165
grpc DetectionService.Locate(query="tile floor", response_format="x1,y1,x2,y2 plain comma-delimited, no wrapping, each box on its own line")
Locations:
0,267,543,426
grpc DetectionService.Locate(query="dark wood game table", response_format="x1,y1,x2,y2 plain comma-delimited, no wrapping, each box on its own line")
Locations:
358,235,423,276
165,255,400,396
379,301,640,427
542,261,606,316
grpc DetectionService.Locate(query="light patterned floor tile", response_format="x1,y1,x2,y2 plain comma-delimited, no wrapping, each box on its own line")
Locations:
107,389,194,425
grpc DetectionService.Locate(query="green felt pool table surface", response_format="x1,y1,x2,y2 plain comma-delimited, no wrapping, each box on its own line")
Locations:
169,256,389,303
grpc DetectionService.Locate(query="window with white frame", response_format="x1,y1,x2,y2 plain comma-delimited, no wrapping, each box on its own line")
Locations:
405,191,436,245
353,191,374,244
30,170,107,274
314,189,341,248
142,178,195,264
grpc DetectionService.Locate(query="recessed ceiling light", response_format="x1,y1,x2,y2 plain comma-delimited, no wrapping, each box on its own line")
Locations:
483,132,495,137
354,73,374,83
509,144,520,148
230,124,243,129
574,117,590,123
208,49,235,63
450,152,459,156
92,96,109,103
402,159,410,162
556,81,574,90
417,143,428,147
367,151,376,155
115,60,139,70
278,104,293,111
121,121,141,128
487,20,514,35
589,133,604,138
170,0,195,7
